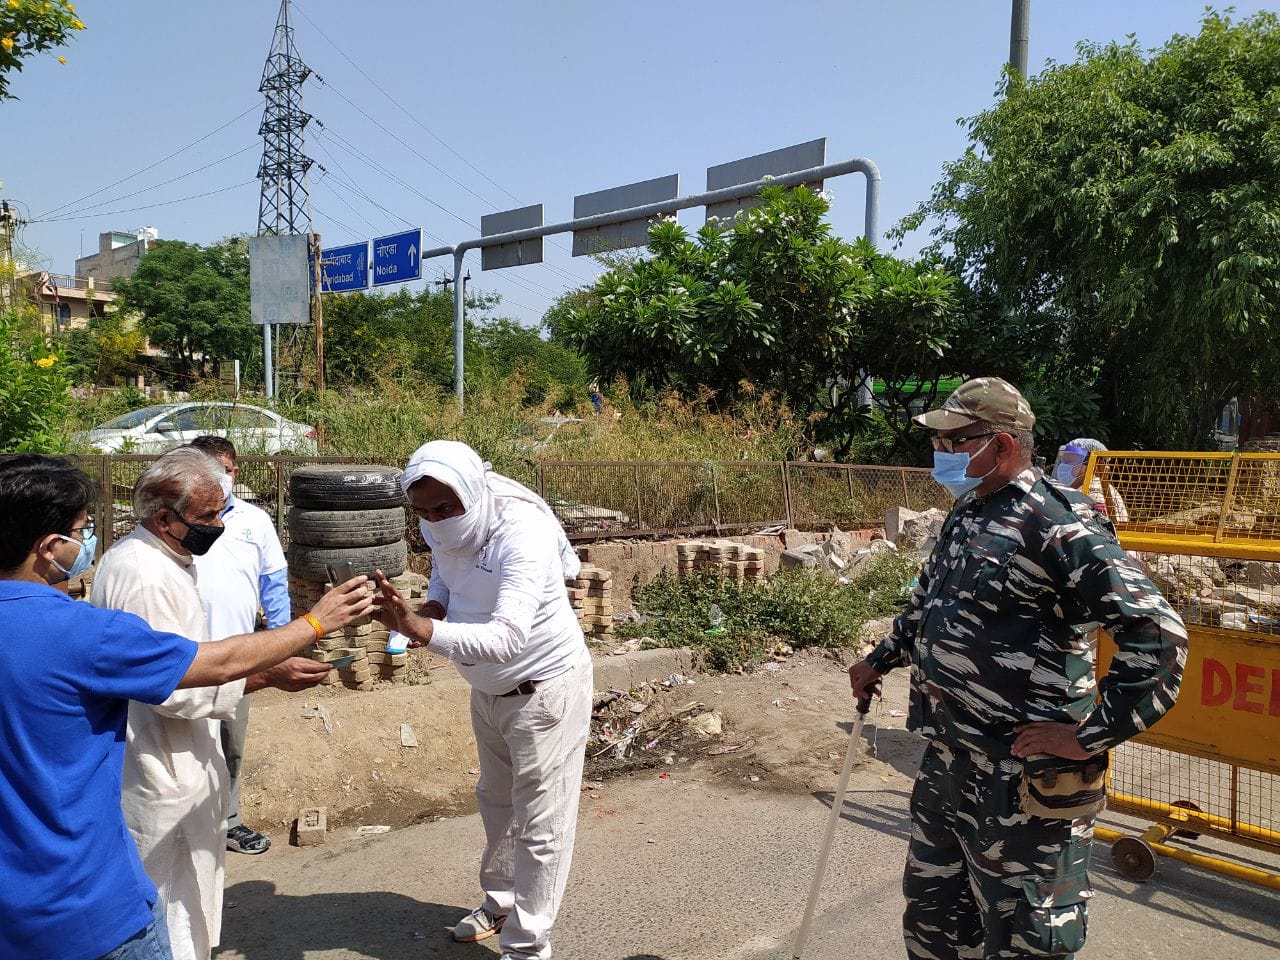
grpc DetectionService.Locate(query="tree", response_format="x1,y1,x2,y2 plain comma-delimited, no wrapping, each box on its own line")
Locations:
0,301,68,450
322,285,586,404
468,316,587,405
0,0,84,100
897,10,1280,449
553,185,965,456
321,287,450,385
61,310,148,385
113,238,257,382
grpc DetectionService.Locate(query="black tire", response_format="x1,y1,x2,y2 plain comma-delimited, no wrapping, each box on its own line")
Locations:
289,464,405,510
287,506,406,548
287,540,408,582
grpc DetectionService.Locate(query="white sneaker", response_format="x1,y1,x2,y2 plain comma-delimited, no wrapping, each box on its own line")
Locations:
453,906,507,942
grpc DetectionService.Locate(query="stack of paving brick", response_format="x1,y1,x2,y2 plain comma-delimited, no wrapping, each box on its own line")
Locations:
676,539,766,584
567,564,613,643
288,571,428,689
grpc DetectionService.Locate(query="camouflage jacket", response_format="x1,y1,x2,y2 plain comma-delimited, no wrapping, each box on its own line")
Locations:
867,467,1187,758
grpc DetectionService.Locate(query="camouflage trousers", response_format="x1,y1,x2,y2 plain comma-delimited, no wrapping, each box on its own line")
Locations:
902,740,1095,959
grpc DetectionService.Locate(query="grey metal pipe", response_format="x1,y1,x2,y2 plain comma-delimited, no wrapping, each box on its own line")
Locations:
421,156,881,409
263,323,274,400
453,157,881,257
453,248,465,404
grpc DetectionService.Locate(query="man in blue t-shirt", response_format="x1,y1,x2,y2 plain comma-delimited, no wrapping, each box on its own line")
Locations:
0,455,373,960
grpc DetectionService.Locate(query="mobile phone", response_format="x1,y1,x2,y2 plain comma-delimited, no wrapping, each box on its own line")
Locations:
326,560,356,585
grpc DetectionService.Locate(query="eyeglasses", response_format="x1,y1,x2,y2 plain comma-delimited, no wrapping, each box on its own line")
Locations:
931,431,999,453
69,521,95,540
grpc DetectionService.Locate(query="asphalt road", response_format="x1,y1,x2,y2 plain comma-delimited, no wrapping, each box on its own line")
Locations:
218,762,1280,960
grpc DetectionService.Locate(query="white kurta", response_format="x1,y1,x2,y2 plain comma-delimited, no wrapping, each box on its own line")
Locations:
92,525,245,960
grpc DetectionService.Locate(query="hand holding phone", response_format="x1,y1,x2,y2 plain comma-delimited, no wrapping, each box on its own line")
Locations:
326,560,356,585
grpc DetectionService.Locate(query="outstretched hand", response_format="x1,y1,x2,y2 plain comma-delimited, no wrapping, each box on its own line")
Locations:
309,575,374,635
372,569,432,647
264,656,331,692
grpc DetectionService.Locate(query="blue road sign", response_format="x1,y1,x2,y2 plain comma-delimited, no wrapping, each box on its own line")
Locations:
318,242,368,293
371,228,422,286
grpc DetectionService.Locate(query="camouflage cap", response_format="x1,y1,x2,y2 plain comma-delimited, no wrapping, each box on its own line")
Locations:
911,376,1036,432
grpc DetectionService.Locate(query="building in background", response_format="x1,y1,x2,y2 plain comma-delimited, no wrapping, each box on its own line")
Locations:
75,227,159,284
17,270,118,334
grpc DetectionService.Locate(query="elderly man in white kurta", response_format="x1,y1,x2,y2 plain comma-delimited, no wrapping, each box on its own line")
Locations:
94,446,329,960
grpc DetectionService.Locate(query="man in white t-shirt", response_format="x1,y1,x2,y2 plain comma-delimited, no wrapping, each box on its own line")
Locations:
190,436,291,856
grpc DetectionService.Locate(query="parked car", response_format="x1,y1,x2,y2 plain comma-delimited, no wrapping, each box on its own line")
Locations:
74,402,318,455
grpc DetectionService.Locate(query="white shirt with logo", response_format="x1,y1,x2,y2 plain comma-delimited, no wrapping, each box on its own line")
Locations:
193,497,287,640
428,500,586,695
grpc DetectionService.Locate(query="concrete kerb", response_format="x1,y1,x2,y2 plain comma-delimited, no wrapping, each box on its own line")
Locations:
590,645,697,693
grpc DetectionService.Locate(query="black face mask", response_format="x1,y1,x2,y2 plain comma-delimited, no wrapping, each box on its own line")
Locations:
171,508,225,556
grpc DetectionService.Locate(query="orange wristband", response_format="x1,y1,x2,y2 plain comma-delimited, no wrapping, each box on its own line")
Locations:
302,613,325,639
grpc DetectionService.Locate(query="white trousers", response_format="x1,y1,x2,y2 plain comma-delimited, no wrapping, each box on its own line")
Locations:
470,652,593,960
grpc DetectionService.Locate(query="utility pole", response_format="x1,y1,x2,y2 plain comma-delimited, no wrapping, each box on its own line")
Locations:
0,199,16,308
1009,0,1030,80
256,0,314,400
311,231,324,397
435,271,470,295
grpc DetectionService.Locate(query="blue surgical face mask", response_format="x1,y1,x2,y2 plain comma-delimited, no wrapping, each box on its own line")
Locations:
931,438,997,499
1054,462,1081,486
50,531,97,582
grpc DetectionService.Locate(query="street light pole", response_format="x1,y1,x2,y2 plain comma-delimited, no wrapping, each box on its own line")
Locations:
1009,0,1030,79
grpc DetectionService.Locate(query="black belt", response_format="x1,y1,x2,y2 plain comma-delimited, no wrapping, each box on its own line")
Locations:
499,679,539,697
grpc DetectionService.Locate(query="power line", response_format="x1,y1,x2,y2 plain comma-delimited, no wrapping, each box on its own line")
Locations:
290,6,595,288
34,102,263,220
293,1,522,207
35,181,258,223
313,124,463,243
311,137,413,231
308,201,359,241
312,168,381,234
309,134,554,307
49,144,260,221
312,73,505,213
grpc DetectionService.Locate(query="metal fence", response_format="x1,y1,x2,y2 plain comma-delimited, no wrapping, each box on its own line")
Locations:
1083,451,1280,888
77,454,944,555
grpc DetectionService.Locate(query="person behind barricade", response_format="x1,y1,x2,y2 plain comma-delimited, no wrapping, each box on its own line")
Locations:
189,435,290,857
373,440,592,960
1053,437,1130,522
846,377,1187,960
0,454,371,960
93,446,364,960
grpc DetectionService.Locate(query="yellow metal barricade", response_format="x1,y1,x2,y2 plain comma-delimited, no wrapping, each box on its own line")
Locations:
1083,452,1280,887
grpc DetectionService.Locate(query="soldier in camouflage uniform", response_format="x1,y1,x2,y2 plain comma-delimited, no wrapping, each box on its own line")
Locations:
847,377,1187,959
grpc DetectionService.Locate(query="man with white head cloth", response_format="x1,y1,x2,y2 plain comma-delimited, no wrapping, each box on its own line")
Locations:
375,440,593,960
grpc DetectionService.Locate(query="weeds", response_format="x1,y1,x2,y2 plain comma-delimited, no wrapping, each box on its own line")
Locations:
620,550,920,671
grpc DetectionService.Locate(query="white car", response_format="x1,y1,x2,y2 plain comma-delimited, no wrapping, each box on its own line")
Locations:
76,402,318,455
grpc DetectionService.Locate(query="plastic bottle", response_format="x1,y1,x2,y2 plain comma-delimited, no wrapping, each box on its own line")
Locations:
706,603,725,635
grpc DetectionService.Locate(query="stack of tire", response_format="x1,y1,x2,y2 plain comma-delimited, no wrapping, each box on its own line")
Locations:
286,464,411,690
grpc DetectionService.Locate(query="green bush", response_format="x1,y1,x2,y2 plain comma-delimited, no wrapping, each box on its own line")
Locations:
620,549,920,671
0,307,70,451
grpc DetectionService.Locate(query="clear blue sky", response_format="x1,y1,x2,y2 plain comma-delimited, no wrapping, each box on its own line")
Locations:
4,1,1271,326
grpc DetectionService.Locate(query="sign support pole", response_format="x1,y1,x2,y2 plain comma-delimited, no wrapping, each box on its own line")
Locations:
263,323,274,401
311,231,325,398
453,248,466,405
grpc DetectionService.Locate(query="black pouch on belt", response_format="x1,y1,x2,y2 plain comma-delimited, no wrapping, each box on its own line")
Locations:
1018,753,1108,820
